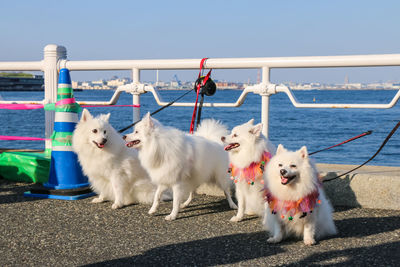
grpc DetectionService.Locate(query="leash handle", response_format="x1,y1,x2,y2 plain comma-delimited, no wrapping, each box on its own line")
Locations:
190,58,210,134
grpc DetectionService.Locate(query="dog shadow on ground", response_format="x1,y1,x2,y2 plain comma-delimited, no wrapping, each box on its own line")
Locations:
334,214,400,238
85,215,400,266
323,172,361,208
296,214,400,265
294,240,400,266
154,198,250,221
84,231,285,266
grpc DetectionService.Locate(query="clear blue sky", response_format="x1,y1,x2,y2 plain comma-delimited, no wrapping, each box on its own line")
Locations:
2,0,400,83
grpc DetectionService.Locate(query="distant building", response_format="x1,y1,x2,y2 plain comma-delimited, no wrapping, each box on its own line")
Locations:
107,78,130,87
91,80,106,85
0,75,44,91
215,81,243,90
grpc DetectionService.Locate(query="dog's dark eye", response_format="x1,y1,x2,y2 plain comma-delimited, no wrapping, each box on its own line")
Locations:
278,164,282,167
92,129,97,133
290,164,297,168
135,130,138,134
233,134,237,137
104,130,106,134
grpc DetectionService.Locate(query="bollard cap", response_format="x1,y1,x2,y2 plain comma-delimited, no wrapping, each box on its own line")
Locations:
59,68,71,84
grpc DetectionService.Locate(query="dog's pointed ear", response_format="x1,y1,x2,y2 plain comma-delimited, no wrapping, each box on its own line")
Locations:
299,146,309,159
143,112,154,128
143,112,150,122
81,108,92,122
276,144,286,155
246,118,255,125
98,113,111,122
99,113,110,122
104,113,111,122
249,123,263,137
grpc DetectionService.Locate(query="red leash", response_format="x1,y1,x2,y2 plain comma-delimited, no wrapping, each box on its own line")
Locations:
309,130,372,156
189,58,212,134
324,121,400,182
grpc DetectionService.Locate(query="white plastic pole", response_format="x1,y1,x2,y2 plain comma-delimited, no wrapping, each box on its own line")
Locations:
261,67,271,138
43,44,66,152
132,68,141,127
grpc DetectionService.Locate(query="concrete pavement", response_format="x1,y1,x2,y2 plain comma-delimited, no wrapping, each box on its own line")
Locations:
1,178,399,266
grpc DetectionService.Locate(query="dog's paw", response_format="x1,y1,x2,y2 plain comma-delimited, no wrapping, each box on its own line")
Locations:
91,197,104,203
303,238,316,246
165,214,177,221
267,237,282,243
111,203,123,209
148,208,157,215
230,215,243,222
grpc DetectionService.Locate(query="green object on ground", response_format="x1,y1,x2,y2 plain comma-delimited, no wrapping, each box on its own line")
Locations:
0,152,50,183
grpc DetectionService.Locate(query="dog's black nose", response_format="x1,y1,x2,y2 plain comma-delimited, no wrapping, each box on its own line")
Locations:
280,169,287,176
122,135,127,140
102,138,107,145
221,136,225,142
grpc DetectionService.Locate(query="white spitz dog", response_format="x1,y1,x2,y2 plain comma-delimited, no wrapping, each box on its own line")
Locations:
221,119,275,222
263,144,337,245
72,109,155,209
124,113,237,221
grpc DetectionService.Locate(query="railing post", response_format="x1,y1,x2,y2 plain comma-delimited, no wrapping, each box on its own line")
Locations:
261,66,271,138
43,44,66,152
132,68,141,127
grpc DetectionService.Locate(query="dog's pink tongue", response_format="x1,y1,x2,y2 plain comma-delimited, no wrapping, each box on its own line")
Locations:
224,144,234,151
281,177,289,184
99,144,105,148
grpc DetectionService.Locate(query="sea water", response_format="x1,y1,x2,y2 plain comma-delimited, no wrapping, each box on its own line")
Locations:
0,89,399,166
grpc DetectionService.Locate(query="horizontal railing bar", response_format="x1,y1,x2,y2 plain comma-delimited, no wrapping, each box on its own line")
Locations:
0,61,43,71
1,54,400,72
144,85,253,107
61,54,400,71
75,88,123,106
0,88,123,106
0,100,45,105
276,85,400,109
2,54,400,72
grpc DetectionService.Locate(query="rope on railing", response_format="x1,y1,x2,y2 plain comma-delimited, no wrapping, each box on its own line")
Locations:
0,103,140,110
0,99,140,141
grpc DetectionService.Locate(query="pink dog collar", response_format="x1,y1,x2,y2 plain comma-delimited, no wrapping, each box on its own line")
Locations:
263,187,321,221
229,151,272,185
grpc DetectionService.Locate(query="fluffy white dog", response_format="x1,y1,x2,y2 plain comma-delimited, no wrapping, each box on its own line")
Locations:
72,109,155,209
124,113,237,221
263,144,337,245
221,119,275,222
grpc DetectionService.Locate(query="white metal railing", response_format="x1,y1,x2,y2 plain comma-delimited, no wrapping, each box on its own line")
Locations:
1,44,400,150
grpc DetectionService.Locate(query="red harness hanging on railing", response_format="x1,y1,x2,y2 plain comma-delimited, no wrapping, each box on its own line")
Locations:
189,58,212,134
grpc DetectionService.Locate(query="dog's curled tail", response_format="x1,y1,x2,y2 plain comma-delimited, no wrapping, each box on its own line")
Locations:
195,119,229,145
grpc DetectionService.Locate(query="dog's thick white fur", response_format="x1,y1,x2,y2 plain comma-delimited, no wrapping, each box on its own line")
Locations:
222,119,276,222
124,113,237,221
263,144,337,245
72,109,155,209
